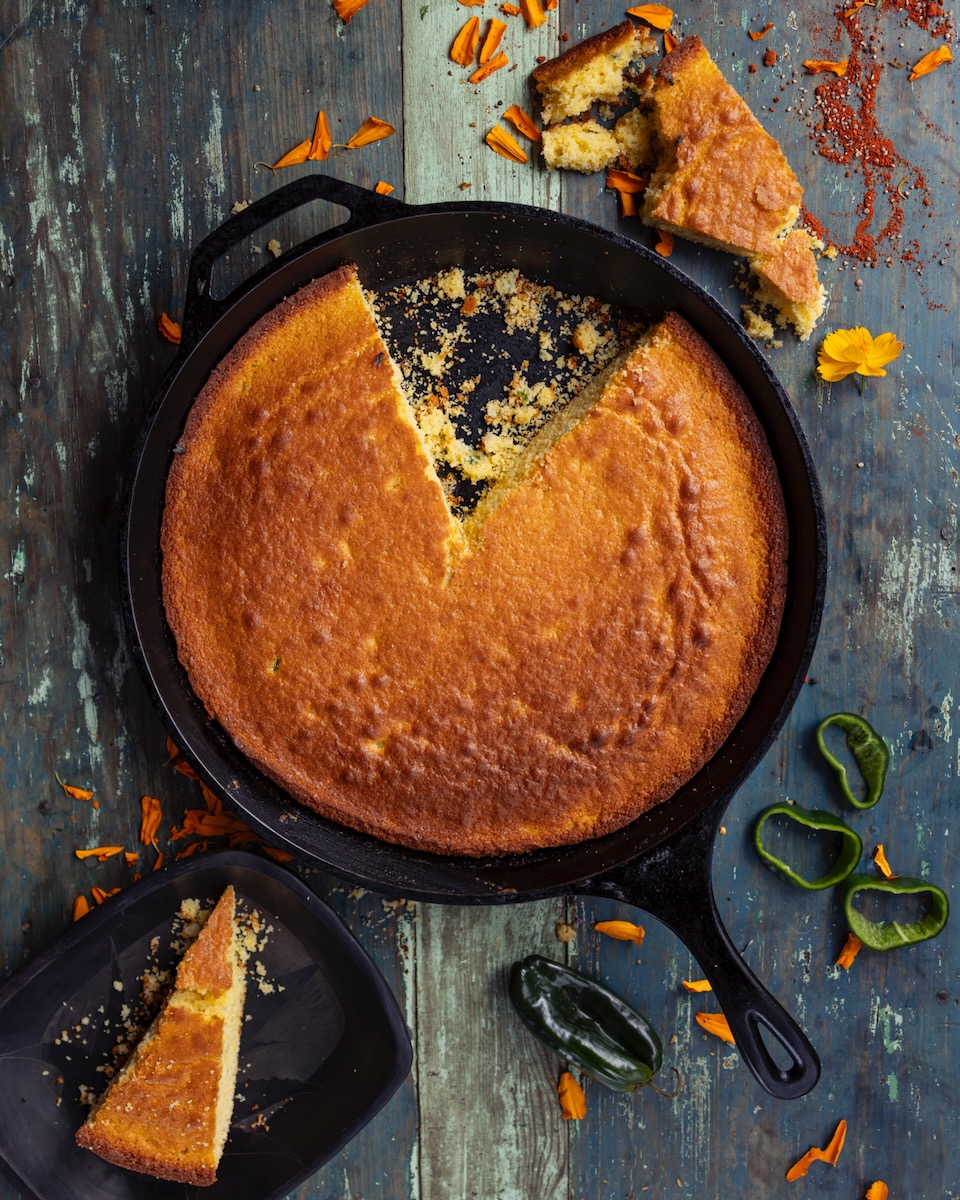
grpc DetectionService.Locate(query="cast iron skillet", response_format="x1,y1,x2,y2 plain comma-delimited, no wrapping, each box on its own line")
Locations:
123,174,827,1099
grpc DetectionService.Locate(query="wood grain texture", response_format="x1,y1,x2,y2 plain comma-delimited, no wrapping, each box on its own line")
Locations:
1,0,958,1197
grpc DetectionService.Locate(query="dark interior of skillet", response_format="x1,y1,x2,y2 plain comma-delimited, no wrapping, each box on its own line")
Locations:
123,203,825,903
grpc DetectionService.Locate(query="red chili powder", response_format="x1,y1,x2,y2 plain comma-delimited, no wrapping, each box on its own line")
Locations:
801,0,953,266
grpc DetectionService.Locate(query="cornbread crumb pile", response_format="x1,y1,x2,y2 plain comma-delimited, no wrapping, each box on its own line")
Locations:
374,267,641,511
531,24,827,341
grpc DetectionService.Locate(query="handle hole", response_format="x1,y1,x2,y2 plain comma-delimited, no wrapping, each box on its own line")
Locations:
756,1019,797,1074
208,200,351,301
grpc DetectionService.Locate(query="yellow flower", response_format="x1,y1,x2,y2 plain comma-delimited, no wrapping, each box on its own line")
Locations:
816,327,903,386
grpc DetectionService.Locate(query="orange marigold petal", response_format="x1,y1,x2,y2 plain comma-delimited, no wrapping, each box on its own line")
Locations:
625,4,673,30
503,104,541,142
200,783,222,814
695,1011,735,1044
75,846,124,861
333,0,371,22
485,125,528,163
124,852,139,866
56,773,95,801
594,919,645,946
606,167,648,193
469,50,509,82
451,16,481,65
519,0,545,28
618,190,638,217
866,1184,889,1200
786,1119,847,1181
663,29,678,52
72,895,91,921
499,2,521,11
909,44,952,80
802,58,848,76
172,758,199,779
158,312,182,345
345,117,396,149
375,180,395,195
140,795,162,846
458,0,486,5
873,844,899,879
681,978,713,992
261,843,296,863
165,736,181,763
308,110,333,161
271,138,312,169
655,230,674,256
557,1070,587,1119
835,932,862,969
479,17,508,63
91,886,121,904
748,22,774,40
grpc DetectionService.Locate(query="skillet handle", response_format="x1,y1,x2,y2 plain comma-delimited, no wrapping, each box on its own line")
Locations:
576,808,820,1099
181,175,409,346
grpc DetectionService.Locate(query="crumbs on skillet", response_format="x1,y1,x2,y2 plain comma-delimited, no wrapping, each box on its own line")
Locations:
371,268,644,514
66,897,279,1109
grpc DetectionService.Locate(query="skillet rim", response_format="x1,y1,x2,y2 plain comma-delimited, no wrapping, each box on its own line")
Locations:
121,187,827,901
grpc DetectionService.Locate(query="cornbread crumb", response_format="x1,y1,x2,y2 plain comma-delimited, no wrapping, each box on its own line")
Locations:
742,307,776,341
436,267,466,301
542,121,620,174
614,107,654,171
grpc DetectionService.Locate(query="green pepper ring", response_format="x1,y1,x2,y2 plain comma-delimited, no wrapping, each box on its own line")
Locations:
816,712,890,810
753,803,863,890
840,873,950,951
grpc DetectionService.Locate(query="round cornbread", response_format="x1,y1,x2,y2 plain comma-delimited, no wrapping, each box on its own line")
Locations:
161,264,788,857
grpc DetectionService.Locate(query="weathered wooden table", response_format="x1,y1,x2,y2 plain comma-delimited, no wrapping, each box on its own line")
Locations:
2,1,957,1196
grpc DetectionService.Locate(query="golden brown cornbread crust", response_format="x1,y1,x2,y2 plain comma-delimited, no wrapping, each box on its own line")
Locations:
533,19,640,87
76,888,244,1186
161,267,787,857
645,36,803,255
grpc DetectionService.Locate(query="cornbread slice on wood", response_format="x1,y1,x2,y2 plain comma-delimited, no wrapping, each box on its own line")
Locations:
161,265,788,857
614,107,655,171
76,888,246,1186
745,229,827,342
643,36,803,257
533,20,656,126
542,121,621,173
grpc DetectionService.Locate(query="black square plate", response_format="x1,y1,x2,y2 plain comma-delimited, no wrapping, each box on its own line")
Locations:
0,850,412,1200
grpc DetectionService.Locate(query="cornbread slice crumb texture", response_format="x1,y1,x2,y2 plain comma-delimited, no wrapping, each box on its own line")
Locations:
542,121,621,173
162,265,788,857
644,36,803,257
75,887,246,1186
533,20,656,126
745,230,827,341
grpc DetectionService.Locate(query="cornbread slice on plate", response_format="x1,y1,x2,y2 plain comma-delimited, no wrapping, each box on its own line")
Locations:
745,229,827,342
533,19,656,126
643,36,803,257
75,887,245,1186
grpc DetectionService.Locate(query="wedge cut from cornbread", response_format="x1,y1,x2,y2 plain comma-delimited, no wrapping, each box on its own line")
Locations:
745,229,827,342
76,887,246,1186
542,120,621,173
643,36,803,257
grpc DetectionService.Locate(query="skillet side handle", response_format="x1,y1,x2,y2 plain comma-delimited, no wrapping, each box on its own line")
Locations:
181,174,409,346
577,813,820,1100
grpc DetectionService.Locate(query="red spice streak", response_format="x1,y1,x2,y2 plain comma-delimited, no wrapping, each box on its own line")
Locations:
803,0,952,265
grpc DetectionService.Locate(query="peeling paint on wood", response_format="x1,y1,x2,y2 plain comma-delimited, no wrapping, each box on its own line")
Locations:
1,1,958,1198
